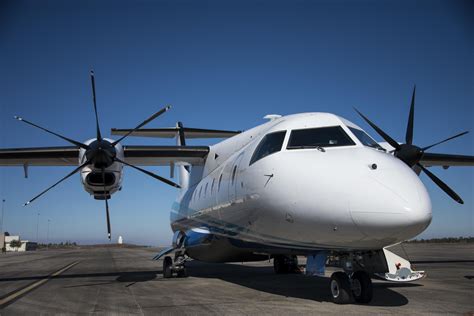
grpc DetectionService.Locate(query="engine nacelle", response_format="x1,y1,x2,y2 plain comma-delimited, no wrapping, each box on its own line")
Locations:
79,138,124,200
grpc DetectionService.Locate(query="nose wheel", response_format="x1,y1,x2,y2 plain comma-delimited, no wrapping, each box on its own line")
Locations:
329,271,373,304
330,272,352,304
351,271,373,303
162,252,188,278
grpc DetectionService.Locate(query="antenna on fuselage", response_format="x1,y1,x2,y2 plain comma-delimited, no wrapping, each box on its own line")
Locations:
263,114,282,121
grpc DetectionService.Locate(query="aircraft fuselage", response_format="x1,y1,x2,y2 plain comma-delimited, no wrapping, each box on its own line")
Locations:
170,113,432,261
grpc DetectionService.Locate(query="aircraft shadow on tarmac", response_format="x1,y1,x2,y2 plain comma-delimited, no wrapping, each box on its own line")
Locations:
179,261,419,307
0,270,159,287
0,261,428,306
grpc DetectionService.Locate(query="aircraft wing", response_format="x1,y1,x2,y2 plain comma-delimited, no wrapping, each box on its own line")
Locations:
419,153,474,167
0,145,209,167
111,127,241,138
0,146,80,166
122,145,209,166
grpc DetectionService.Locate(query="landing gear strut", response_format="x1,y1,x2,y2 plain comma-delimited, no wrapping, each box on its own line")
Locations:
329,271,373,304
163,251,188,278
273,255,299,274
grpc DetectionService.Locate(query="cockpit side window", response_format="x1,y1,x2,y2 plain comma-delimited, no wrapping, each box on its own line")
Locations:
348,127,384,150
287,126,355,149
249,131,286,165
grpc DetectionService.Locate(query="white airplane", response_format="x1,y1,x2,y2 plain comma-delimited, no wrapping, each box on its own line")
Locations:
1,72,473,304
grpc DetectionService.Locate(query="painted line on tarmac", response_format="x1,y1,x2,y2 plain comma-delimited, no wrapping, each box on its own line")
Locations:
0,261,80,308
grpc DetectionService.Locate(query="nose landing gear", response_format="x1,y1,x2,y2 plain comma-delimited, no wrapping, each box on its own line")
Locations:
330,272,352,304
329,270,373,304
351,271,373,303
163,250,188,279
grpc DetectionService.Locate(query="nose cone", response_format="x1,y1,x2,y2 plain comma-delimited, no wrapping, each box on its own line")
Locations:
350,158,432,244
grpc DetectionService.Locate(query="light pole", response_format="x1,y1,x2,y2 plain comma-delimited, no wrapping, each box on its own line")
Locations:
36,212,40,243
1,199,5,233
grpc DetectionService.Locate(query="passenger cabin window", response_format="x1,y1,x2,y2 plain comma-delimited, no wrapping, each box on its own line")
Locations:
249,131,286,165
204,183,208,197
348,127,384,150
287,126,355,149
211,178,215,193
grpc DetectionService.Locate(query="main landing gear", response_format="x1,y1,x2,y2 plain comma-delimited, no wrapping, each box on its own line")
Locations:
163,251,188,278
330,271,373,304
273,255,300,274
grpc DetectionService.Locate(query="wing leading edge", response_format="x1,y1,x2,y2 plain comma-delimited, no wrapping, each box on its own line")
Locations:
111,127,241,139
419,152,474,167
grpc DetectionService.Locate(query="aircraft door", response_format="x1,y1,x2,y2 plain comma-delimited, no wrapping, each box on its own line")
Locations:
228,153,244,203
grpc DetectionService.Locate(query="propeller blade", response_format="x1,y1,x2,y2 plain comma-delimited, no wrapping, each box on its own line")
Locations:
23,159,91,206
112,105,171,145
105,197,111,240
177,121,186,146
177,121,190,172
114,157,181,188
354,108,401,150
102,169,111,240
422,131,469,151
90,70,102,141
418,163,464,204
14,116,89,150
406,85,416,145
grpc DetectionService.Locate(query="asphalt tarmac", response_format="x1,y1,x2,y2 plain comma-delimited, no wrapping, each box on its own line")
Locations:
0,243,472,315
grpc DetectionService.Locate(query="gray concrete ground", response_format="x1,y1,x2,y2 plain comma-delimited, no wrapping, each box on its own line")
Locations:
0,243,473,315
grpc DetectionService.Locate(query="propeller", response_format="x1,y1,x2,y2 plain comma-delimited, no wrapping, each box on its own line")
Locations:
176,121,190,172
23,159,91,206
16,70,181,239
112,105,171,145
90,70,102,141
355,85,468,204
102,168,111,240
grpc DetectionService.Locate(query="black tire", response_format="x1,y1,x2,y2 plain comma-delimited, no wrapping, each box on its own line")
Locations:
163,256,173,278
176,267,188,278
330,272,352,304
288,255,299,273
351,271,373,304
273,256,288,274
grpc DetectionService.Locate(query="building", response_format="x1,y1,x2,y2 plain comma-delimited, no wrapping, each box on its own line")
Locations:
4,235,37,252
0,233,5,251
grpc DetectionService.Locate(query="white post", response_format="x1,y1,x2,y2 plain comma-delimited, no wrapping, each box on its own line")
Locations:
0,199,5,233
46,219,50,249
36,212,40,243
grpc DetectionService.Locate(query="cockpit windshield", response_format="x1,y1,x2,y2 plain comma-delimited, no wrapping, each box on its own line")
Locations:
348,127,384,150
287,126,355,149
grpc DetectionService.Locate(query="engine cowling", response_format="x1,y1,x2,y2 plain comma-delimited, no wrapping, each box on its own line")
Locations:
79,138,124,200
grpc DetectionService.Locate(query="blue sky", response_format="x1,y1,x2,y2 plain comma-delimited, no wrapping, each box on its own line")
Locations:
0,0,472,245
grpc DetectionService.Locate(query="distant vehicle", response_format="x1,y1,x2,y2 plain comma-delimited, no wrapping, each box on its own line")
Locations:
1,72,472,303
